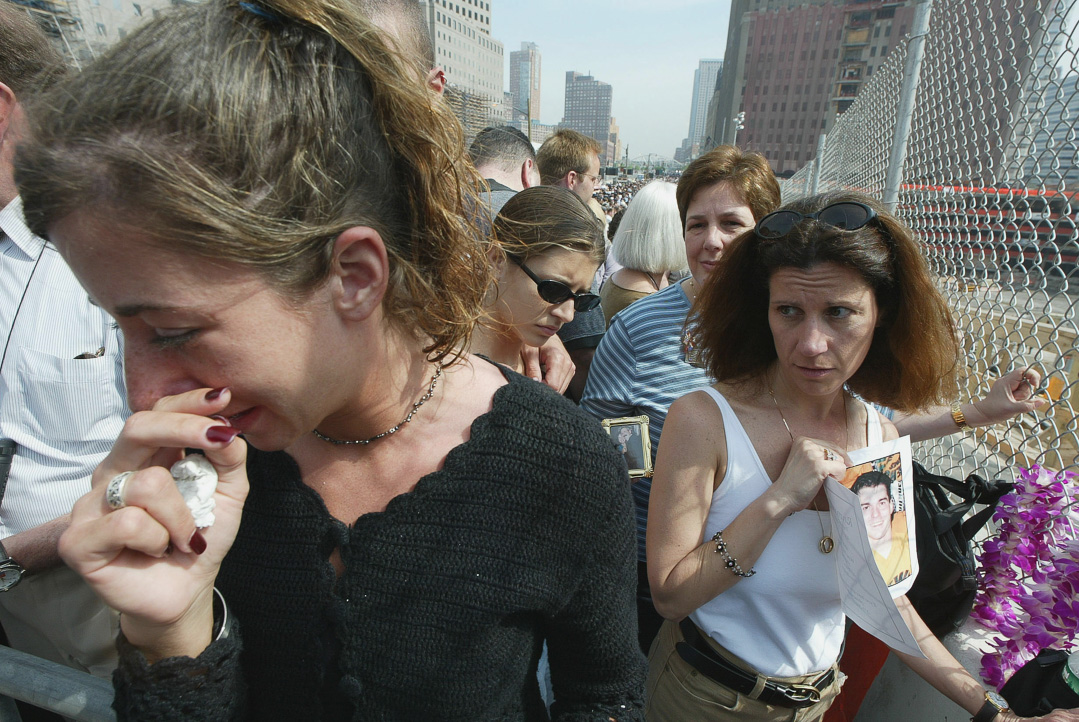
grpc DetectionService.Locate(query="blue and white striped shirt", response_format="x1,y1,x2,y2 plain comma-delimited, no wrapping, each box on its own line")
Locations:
580,281,712,561
0,197,129,538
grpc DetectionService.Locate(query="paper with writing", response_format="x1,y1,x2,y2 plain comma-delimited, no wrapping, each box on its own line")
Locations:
825,475,925,657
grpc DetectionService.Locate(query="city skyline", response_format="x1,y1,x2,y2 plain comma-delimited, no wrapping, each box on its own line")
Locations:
491,1,732,161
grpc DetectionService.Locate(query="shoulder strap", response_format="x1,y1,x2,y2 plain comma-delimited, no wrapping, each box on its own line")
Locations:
861,400,883,445
914,461,1014,538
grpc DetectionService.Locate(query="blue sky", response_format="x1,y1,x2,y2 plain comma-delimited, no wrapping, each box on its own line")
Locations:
491,1,733,161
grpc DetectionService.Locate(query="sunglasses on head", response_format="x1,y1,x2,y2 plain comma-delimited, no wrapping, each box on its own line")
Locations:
754,201,878,239
509,256,601,312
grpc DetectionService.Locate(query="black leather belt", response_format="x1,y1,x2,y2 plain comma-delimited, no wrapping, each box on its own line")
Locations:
675,618,835,709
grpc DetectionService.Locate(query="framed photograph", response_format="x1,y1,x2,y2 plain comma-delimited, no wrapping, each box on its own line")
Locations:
601,415,653,479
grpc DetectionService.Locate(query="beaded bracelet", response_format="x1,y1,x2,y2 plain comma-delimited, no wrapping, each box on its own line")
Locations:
712,529,756,578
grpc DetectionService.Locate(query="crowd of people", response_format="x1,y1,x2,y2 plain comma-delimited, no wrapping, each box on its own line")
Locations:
0,0,1075,720
595,178,652,217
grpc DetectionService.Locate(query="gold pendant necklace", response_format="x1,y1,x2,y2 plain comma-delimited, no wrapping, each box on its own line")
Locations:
767,383,846,555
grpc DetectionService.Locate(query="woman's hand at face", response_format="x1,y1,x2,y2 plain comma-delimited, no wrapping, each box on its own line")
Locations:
767,436,848,515
58,388,249,660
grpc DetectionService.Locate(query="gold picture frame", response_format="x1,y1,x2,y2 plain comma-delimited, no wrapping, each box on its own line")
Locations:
601,415,653,479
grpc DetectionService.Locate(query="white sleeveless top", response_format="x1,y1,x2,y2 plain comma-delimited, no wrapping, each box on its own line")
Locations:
688,386,883,677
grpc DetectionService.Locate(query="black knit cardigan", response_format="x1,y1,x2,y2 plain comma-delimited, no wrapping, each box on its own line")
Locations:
112,370,646,721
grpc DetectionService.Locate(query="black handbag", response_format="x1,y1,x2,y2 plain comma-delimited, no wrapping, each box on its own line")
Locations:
1001,649,1079,715
906,461,1014,638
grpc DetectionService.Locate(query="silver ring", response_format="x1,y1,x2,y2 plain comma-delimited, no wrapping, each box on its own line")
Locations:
824,450,838,462
105,471,134,510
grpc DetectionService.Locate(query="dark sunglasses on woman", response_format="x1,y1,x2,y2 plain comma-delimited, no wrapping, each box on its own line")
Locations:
754,201,878,239
510,257,602,312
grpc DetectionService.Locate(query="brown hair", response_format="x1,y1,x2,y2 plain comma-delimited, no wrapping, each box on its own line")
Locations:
694,191,959,412
675,146,780,231
493,186,605,265
536,129,601,185
0,3,66,96
14,0,490,362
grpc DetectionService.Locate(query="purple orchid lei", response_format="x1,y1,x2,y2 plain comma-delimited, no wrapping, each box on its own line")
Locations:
972,465,1079,689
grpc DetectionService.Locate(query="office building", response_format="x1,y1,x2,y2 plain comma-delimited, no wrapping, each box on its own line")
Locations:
563,71,613,164
608,117,621,168
420,0,503,139
509,41,541,132
676,59,722,160
10,0,180,67
688,60,723,148
704,0,915,175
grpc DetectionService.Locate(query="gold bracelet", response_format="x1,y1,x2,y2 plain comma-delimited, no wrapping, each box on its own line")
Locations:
950,401,972,431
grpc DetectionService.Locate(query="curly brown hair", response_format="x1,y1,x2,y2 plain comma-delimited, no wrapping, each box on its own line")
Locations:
14,0,490,362
694,191,959,412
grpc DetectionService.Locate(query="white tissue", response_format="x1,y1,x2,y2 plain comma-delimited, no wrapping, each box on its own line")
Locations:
170,455,218,528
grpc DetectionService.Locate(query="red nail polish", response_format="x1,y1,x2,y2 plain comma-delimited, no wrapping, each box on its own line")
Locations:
205,387,228,401
206,426,239,443
190,531,207,555
209,415,231,425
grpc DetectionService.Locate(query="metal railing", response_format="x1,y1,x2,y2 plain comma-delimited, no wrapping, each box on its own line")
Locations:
782,0,1079,483
0,645,114,721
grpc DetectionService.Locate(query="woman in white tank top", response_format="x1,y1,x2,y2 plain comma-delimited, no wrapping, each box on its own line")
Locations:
644,192,1073,722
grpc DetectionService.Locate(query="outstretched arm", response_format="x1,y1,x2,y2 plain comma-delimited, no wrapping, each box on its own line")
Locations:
892,594,1079,721
893,367,1045,442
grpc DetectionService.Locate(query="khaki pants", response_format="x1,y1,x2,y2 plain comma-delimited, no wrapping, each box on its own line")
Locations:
645,619,842,722
0,564,119,678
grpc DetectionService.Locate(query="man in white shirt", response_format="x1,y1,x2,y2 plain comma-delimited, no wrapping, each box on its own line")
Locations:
0,4,127,677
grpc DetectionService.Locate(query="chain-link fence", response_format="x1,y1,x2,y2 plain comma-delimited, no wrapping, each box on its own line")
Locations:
783,0,1079,483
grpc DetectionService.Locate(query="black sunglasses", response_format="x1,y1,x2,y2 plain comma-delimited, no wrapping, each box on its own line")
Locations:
510,257,601,312
754,201,878,239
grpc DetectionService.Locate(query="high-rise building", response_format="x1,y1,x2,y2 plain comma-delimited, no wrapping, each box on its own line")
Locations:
509,42,541,133
1021,73,1079,189
688,59,723,149
11,0,183,67
607,117,621,169
706,0,834,155
419,0,503,139
703,0,916,175
563,71,613,164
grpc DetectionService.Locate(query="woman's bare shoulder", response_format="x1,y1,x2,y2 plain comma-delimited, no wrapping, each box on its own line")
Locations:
665,386,728,450
440,354,507,421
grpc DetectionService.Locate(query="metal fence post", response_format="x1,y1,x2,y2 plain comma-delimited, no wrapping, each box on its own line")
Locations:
810,133,827,195
882,0,933,211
